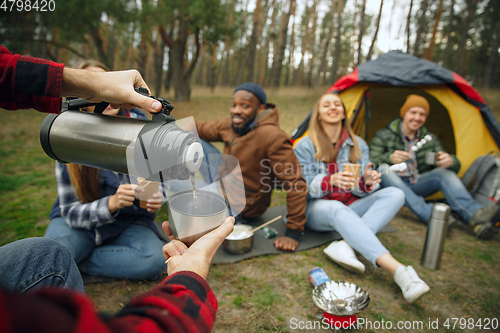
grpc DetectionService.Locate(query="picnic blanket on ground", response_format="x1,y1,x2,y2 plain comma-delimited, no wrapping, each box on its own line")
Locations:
82,205,396,283
210,205,396,264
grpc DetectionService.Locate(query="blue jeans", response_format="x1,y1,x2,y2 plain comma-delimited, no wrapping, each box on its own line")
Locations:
44,217,165,280
0,237,85,293
380,166,483,224
305,187,405,266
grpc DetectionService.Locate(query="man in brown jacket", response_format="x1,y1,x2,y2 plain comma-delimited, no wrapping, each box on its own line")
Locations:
195,83,308,251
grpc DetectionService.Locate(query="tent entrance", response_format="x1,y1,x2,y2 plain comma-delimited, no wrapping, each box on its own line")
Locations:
351,87,456,154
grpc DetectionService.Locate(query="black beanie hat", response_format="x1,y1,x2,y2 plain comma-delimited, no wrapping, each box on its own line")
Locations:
233,82,267,105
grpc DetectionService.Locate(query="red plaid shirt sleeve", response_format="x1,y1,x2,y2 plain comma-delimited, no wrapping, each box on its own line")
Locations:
0,271,218,333
0,45,63,113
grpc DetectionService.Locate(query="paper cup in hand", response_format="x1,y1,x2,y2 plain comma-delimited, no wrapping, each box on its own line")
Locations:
343,163,361,188
137,178,160,209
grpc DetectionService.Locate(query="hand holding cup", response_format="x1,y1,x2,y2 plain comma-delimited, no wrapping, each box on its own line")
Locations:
162,217,235,280
435,151,454,168
362,162,381,187
136,177,162,212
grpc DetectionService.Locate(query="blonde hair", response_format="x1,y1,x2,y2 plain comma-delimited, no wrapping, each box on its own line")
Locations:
308,93,362,163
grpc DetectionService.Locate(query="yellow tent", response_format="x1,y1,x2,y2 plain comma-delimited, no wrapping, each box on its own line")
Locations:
292,51,500,177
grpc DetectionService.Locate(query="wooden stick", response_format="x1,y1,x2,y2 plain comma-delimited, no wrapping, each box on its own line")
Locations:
250,215,283,233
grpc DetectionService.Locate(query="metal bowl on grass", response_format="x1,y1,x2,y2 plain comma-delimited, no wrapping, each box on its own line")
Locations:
312,281,370,316
223,224,254,254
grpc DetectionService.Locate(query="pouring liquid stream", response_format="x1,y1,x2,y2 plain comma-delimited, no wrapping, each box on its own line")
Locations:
190,174,198,210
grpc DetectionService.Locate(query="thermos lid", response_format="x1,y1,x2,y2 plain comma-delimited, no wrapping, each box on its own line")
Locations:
430,203,450,220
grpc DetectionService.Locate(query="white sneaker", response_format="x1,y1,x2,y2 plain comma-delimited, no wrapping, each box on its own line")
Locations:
394,266,430,303
323,240,365,274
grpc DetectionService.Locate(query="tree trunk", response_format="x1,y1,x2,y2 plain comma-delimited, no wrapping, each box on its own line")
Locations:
405,0,413,53
442,0,455,68
90,25,110,68
425,0,444,60
207,43,217,91
413,0,429,57
221,0,236,86
349,0,359,70
161,20,200,101
112,39,121,71
153,37,164,97
259,0,277,86
482,20,500,89
138,33,149,80
454,0,479,73
315,0,336,87
160,19,200,101
306,0,319,87
284,20,296,86
196,43,207,85
295,4,310,86
271,0,295,87
297,0,317,86
164,46,172,93
170,42,189,100
366,0,384,61
246,0,264,82
331,0,343,84
127,41,135,69
356,0,367,65
233,0,251,86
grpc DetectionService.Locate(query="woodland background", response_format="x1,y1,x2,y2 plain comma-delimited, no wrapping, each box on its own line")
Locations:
1,1,500,330
1,0,499,101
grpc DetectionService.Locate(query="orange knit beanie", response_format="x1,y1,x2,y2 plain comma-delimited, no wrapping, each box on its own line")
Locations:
400,94,430,117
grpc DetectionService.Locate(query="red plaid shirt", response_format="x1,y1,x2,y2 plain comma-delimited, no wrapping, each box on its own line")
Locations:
320,129,372,205
0,271,218,333
320,160,371,205
0,45,63,113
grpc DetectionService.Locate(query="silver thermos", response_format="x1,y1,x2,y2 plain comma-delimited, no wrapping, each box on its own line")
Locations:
494,189,500,201
39,90,203,181
421,203,451,270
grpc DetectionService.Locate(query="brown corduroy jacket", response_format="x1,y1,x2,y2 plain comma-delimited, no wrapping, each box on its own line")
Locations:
195,104,308,240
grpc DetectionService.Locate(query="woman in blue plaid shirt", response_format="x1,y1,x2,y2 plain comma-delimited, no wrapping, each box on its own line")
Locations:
44,60,168,280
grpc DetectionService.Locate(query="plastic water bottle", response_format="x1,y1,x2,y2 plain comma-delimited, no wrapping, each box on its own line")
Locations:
309,267,330,287
421,203,450,270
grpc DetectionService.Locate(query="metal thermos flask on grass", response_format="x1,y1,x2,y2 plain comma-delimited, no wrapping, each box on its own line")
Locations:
494,189,500,201
421,203,450,270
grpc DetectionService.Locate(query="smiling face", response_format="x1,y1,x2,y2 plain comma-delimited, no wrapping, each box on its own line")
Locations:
317,94,345,125
230,90,263,133
401,106,427,135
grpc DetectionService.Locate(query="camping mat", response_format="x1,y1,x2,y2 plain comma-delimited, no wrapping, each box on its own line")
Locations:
82,205,396,284
211,205,396,264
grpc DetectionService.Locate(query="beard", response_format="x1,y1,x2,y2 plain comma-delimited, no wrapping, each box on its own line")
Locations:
231,113,256,135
